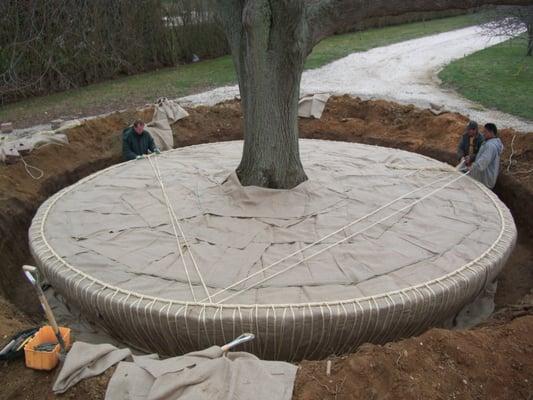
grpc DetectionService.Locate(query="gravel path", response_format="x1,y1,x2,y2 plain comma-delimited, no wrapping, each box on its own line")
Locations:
179,25,533,132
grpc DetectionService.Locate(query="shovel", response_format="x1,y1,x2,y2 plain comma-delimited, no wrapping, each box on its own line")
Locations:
22,265,67,358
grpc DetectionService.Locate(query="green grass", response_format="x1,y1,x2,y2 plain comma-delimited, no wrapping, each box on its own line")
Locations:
439,38,533,120
0,13,487,126
0,57,238,126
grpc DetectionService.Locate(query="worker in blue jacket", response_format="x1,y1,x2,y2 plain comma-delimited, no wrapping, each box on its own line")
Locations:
122,120,160,161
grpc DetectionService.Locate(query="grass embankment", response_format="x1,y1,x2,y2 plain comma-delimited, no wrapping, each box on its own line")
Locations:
439,38,533,120
0,13,486,127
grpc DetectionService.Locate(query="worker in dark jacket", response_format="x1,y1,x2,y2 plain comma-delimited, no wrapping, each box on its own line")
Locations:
122,120,159,161
457,121,484,167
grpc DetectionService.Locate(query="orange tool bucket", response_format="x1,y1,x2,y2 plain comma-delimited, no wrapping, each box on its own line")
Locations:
24,326,71,370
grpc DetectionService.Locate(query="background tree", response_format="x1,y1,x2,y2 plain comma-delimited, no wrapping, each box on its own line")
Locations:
213,0,533,189
484,5,533,55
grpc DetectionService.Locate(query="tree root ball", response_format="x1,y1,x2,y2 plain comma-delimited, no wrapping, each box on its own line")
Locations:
29,140,515,360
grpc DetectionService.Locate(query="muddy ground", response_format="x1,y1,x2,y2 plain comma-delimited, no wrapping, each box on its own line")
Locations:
0,96,532,399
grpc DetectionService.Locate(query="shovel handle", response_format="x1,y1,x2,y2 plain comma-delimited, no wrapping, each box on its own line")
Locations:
221,333,255,352
23,265,67,353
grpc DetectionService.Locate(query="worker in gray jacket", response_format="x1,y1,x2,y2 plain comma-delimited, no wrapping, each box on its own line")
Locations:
469,123,503,189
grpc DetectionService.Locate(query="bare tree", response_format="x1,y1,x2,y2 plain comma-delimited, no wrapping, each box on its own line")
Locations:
484,5,533,55
213,0,533,189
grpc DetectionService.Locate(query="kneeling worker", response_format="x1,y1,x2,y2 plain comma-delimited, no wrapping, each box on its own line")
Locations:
469,123,503,189
457,120,484,167
123,119,160,161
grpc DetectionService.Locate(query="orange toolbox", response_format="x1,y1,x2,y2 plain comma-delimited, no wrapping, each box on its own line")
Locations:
24,326,71,370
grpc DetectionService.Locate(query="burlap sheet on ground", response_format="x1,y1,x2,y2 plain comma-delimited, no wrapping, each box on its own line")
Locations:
29,140,516,360
107,346,296,400
53,342,132,394
53,341,296,400
298,93,330,119
0,132,68,162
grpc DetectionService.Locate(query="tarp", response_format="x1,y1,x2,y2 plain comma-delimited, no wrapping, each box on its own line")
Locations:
298,93,331,119
107,347,297,400
53,341,297,400
53,342,132,394
29,140,516,360
0,133,69,163
146,98,189,151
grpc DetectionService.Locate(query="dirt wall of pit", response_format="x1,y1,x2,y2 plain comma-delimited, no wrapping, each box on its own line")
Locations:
0,97,531,317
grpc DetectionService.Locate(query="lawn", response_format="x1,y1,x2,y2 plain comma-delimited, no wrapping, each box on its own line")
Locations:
439,37,533,120
0,13,487,127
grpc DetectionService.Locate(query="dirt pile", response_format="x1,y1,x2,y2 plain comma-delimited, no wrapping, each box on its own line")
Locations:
0,96,532,399
295,315,533,400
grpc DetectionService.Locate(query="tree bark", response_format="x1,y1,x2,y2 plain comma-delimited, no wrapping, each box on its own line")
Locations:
215,0,309,189
214,0,533,189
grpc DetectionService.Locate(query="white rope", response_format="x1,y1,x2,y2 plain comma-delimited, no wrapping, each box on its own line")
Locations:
147,155,197,301
507,134,516,173
34,141,66,151
16,141,66,180
385,163,455,173
202,170,454,302
216,171,470,304
20,154,44,180
147,154,213,303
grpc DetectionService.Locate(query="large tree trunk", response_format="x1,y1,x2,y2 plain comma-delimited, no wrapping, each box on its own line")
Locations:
216,1,309,189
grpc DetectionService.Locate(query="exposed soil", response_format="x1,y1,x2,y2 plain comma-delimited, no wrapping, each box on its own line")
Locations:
0,96,532,399
294,315,533,400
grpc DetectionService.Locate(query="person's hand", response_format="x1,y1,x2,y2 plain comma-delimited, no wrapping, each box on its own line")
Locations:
136,155,144,160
